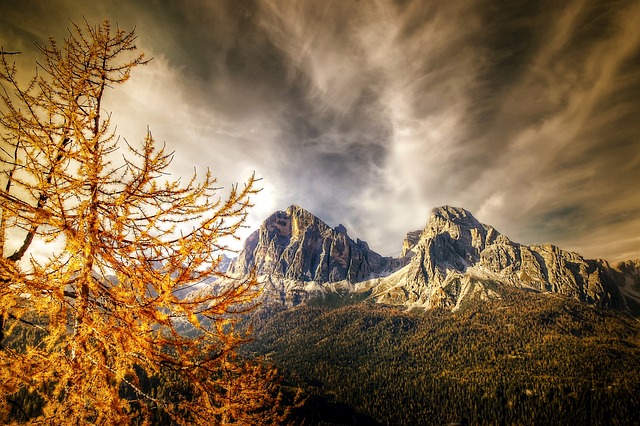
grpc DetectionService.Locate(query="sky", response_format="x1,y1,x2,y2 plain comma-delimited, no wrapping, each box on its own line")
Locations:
1,0,639,262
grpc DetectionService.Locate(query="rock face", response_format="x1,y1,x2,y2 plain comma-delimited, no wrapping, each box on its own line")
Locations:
605,260,640,314
370,206,637,313
227,205,403,306
202,204,639,315
401,230,422,257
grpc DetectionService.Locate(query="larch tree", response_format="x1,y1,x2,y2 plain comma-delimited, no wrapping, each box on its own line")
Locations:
0,21,280,425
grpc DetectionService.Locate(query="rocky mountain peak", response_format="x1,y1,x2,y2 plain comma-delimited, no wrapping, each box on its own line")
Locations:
430,205,479,224
286,203,319,224
334,224,348,235
370,206,637,314
229,205,401,289
419,206,501,270
209,204,639,315
425,206,498,238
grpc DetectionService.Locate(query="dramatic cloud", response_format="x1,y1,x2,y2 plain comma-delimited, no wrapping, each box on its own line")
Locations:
1,0,639,261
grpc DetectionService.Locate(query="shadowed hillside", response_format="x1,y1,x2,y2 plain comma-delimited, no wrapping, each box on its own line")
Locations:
245,288,640,425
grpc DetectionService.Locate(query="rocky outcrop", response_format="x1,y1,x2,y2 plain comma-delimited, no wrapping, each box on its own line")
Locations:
401,230,422,257
602,260,640,314
230,205,399,282
370,206,638,314
226,205,404,306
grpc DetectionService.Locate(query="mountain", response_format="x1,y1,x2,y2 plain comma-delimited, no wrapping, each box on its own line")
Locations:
608,259,640,313
232,205,640,424
217,253,235,274
204,204,640,315
226,205,404,306
367,206,639,314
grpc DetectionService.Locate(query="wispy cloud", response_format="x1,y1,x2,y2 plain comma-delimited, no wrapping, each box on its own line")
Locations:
466,1,640,260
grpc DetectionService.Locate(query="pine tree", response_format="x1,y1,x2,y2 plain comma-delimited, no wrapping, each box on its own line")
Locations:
0,20,275,424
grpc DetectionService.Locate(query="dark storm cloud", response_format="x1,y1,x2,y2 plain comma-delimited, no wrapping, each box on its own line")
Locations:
2,0,639,261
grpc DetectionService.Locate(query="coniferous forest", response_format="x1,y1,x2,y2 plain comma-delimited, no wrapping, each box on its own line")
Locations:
244,288,640,425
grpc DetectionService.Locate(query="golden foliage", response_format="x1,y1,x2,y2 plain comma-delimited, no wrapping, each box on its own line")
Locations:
0,21,276,424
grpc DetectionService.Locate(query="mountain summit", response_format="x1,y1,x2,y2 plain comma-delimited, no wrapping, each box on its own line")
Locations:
227,205,402,305
369,206,638,313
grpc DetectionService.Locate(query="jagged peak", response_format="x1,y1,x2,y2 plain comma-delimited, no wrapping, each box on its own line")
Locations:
263,204,319,226
228,204,401,291
334,224,348,234
285,204,314,217
430,205,479,225
401,230,422,257
263,205,345,243
425,206,503,241
279,204,329,230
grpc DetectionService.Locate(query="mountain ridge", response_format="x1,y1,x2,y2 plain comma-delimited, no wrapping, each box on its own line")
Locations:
368,205,638,313
211,205,640,315
236,206,640,424
225,204,405,306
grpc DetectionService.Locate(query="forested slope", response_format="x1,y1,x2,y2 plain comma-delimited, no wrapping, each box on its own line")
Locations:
246,289,640,425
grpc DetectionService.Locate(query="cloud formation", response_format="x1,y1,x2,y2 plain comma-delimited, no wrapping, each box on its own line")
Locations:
1,0,639,261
